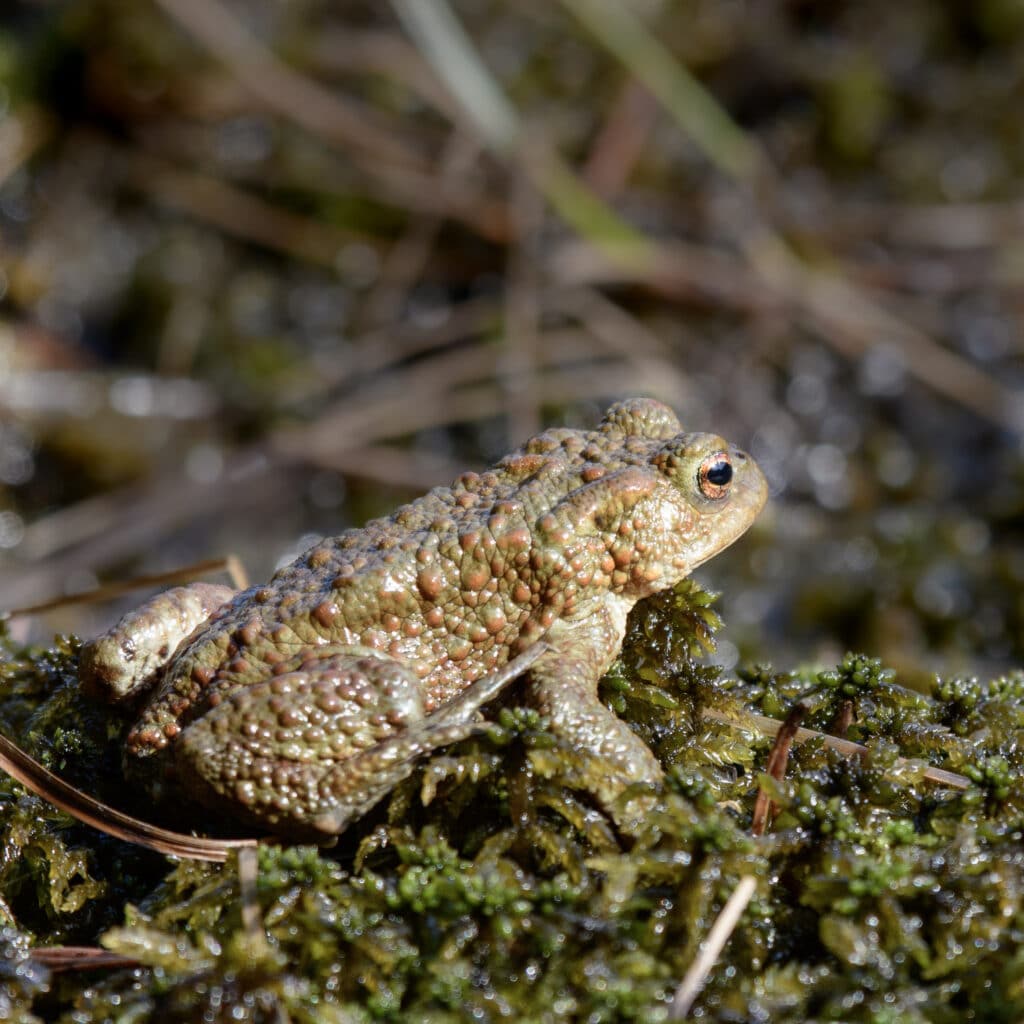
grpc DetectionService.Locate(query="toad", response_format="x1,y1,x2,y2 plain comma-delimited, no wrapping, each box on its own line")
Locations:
81,399,767,840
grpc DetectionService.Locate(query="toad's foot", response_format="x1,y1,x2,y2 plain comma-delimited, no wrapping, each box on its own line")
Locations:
525,649,663,834
175,644,546,841
80,582,237,702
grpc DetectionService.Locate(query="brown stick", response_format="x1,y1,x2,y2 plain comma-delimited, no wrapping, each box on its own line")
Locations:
750,703,807,838
582,79,659,198
703,707,970,790
0,731,257,862
152,0,418,167
29,947,141,972
669,875,758,1019
5,557,248,619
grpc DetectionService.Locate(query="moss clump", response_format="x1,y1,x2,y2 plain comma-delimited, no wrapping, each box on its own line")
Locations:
0,925,51,1023
2,589,1024,1021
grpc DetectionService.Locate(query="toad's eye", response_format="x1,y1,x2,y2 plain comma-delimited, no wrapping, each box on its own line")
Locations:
698,454,732,499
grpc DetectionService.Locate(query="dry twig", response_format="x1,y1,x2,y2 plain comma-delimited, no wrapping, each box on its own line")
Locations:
582,80,660,199
750,703,807,838
5,556,248,620
703,707,970,790
29,947,142,972
0,731,257,862
669,875,759,1019
152,0,419,167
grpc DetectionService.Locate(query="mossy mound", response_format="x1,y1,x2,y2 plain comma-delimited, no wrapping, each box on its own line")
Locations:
1,584,1023,1022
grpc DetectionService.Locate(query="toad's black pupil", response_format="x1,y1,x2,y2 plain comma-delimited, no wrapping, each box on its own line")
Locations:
706,461,732,486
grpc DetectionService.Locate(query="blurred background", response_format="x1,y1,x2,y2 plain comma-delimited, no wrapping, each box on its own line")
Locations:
0,0,1022,680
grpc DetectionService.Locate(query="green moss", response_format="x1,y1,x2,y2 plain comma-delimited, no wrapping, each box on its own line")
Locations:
2,589,1024,1020
0,925,50,1023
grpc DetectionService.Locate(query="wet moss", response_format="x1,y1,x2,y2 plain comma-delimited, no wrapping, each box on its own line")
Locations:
1,588,1024,1021
0,925,50,1024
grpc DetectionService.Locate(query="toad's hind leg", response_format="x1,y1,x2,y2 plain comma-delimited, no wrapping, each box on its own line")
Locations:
175,645,545,840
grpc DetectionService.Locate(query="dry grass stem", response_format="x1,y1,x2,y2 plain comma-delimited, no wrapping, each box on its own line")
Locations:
551,237,1022,434
796,269,1023,434
582,80,659,199
0,450,275,612
559,0,762,182
357,132,484,331
503,170,545,441
127,154,372,267
750,703,807,838
4,557,247,620
0,731,257,862
153,0,420,167
703,707,970,790
390,0,520,153
282,443,478,493
553,288,694,405
277,340,672,462
29,947,142,972
393,0,649,253
306,29,464,121
669,874,759,1019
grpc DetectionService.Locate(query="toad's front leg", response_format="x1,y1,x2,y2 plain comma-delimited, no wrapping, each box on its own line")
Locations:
524,615,663,833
